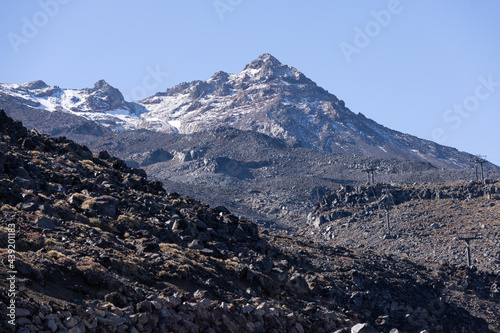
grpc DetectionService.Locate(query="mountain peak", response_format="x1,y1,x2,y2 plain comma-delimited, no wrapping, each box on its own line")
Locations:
91,79,122,97
22,80,48,90
243,53,283,71
89,79,127,110
93,79,112,90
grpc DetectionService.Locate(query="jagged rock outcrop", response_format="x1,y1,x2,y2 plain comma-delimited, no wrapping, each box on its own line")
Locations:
308,182,500,225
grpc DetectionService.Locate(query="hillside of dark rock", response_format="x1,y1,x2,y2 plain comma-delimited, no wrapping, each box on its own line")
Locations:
6,103,500,231
1,109,499,332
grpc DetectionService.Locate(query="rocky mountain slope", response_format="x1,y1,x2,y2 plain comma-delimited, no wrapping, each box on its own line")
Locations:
304,182,500,273
1,54,492,170
4,102,500,230
135,53,477,169
1,110,499,332
0,79,146,131
46,125,500,230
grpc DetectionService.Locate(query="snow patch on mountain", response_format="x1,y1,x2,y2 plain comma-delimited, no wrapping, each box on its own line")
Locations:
0,80,149,131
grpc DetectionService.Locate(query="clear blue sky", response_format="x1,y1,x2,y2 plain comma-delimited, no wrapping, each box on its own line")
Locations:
1,1,500,165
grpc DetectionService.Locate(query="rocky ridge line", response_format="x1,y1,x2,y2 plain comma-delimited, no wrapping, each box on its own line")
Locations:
305,182,500,272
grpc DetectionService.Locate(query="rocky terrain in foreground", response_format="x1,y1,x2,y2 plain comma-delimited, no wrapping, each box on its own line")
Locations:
1,111,500,332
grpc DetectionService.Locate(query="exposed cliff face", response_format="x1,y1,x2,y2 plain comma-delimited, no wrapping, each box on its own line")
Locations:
1,110,499,332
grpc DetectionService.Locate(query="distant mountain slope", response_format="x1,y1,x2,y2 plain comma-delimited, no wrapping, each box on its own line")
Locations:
0,79,146,131
1,54,494,170
6,100,500,230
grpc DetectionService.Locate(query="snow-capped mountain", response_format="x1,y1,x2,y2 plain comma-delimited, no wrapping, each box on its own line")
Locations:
0,79,146,131
134,53,480,168
0,54,484,168
138,53,340,138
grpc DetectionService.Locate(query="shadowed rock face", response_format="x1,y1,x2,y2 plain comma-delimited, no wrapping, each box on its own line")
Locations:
43,124,500,231
0,109,499,332
90,79,127,110
22,80,49,90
